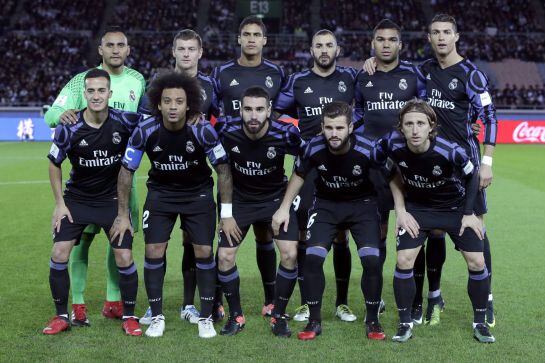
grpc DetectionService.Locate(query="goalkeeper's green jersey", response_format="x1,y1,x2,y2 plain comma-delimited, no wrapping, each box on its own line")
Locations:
45,65,146,127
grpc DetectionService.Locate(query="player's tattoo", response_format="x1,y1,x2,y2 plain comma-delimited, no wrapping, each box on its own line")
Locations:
215,163,233,204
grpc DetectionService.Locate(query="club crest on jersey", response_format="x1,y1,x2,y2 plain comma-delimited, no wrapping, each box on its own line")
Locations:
267,146,276,159
448,78,459,90
186,141,195,153
265,76,274,89
432,165,442,176
129,90,136,101
200,88,207,101
352,164,362,176
112,132,121,145
399,78,408,90
338,81,347,93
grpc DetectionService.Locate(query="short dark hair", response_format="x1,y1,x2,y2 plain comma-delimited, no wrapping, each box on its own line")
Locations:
238,15,267,36
312,29,337,44
146,72,203,119
398,98,438,138
322,101,352,124
373,19,402,37
173,29,202,49
429,13,458,33
84,68,110,87
100,26,127,40
241,86,270,105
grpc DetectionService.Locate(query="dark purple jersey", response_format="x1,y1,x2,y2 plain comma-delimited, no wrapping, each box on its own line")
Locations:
296,133,378,201
420,58,498,164
274,66,357,141
216,116,304,202
48,108,141,201
212,59,285,117
122,118,227,202
354,61,426,139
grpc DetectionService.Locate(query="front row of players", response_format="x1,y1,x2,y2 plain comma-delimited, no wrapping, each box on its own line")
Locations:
44,69,494,343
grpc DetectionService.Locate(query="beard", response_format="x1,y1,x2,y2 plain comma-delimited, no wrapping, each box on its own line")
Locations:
243,119,267,134
327,135,349,151
313,54,335,70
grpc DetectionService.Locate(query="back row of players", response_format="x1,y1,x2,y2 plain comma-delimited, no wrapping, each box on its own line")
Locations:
43,14,497,343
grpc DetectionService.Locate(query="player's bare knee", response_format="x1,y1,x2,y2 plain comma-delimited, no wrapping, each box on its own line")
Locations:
145,243,167,259
218,247,236,271
113,249,133,267
51,241,75,262
193,244,212,259
397,251,416,270
279,245,297,268
465,253,485,271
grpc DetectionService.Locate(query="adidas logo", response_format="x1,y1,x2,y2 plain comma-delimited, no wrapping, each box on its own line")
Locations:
318,164,327,171
230,79,239,86
426,74,431,80
399,161,408,168
231,146,240,153
153,145,162,152
304,87,313,94
365,81,373,88
79,139,88,147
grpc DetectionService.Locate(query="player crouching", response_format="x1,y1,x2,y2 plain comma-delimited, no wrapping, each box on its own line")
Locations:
377,99,494,343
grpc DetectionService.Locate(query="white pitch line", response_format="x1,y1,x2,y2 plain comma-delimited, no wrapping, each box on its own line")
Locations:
0,176,147,186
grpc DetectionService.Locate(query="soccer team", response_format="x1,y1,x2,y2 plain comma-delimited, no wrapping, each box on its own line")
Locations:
42,13,497,343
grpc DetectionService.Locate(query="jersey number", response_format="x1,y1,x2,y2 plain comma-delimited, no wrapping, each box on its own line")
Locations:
142,210,150,229
292,195,301,212
307,213,317,229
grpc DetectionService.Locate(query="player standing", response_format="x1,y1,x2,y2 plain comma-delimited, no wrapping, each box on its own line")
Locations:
420,14,497,326
43,27,146,326
273,101,386,341
377,99,494,343
43,69,142,336
212,16,286,316
273,29,357,322
139,29,224,326
112,72,234,338
215,86,304,337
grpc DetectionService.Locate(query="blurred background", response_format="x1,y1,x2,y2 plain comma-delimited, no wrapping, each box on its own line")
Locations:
2,0,545,142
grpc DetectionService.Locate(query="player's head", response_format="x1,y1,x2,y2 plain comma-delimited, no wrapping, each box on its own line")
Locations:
98,26,130,69
147,71,203,124
322,101,353,152
398,99,438,148
310,29,340,71
172,29,203,72
238,16,267,57
240,86,271,134
372,19,402,64
83,68,112,112
428,14,459,57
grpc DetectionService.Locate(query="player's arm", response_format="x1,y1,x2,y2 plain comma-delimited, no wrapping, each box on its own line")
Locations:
47,126,73,232
467,69,498,189
389,172,419,238
198,122,241,245
273,73,297,119
110,127,146,243
453,147,484,239
44,74,83,127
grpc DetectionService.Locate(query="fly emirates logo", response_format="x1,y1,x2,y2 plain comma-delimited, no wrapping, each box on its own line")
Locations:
427,89,455,110
304,97,333,117
79,150,120,167
153,155,197,171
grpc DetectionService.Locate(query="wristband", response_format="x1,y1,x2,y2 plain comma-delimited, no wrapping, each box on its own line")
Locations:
220,203,233,218
481,156,493,166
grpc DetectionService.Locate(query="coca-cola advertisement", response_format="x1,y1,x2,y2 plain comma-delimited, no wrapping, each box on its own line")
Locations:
477,119,545,144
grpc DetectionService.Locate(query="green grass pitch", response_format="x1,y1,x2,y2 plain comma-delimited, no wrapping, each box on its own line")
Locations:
0,142,543,362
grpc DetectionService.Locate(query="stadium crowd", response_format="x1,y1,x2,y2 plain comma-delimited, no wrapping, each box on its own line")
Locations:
1,0,545,106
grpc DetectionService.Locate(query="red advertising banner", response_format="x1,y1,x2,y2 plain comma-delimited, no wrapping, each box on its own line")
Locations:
477,120,545,144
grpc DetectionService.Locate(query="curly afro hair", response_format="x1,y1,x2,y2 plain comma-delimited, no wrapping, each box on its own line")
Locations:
146,71,203,120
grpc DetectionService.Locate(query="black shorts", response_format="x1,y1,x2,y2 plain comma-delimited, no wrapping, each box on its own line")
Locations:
143,194,216,246
368,167,394,215
306,197,381,250
396,208,483,252
218,198,299,248
53,198,133,249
